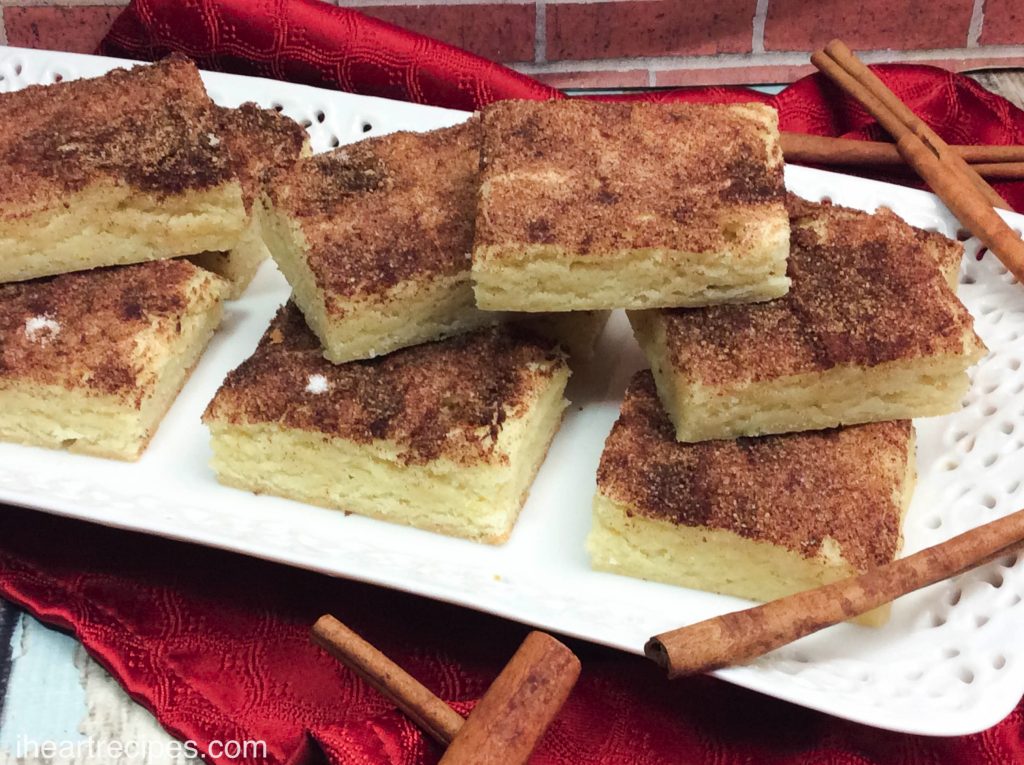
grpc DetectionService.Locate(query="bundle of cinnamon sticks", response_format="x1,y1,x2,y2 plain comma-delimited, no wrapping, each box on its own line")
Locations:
781,133,1024,180
798,40,1024,283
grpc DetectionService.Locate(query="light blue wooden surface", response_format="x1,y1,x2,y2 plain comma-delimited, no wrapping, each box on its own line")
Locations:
0,600,202,765
0,610,87,750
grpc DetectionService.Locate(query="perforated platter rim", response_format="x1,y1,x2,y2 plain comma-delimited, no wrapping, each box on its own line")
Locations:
1,46,1024,735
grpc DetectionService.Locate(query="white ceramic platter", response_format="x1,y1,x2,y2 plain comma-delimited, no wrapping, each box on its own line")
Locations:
2,45,1024,735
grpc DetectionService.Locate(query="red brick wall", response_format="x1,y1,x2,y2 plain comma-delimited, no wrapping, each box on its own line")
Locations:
3,0,1023,89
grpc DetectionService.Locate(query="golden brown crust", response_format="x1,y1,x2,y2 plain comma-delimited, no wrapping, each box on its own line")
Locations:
267,119,480,308
0,260,223,404
214,103,308,211
645,197,982,385
474,100,785,255
597,372,910,569
0,55,235,218
786,194,963,283
203,302,566,466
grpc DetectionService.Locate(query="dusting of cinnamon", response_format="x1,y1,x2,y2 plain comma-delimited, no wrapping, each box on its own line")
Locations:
203,303,565,466
597,372,911,570
267,119,480,303
647,196,982,386
0,260,223,403
0,55,235,217
213,103,308,211
475,100,786,255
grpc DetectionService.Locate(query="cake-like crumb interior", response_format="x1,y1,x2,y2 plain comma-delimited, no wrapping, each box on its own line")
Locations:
0,261,226,460
630,197,986,442
203,307,570,542
632,309,982,442
2,183,245,283
587,372,915,626
473,236,791,312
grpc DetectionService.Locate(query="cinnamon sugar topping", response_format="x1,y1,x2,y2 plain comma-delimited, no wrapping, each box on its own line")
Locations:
0,260,223,402
203,303,566,466
0,55,236,216
268,119,480,303
597,372,911,568
649,197,983,385
475,100,785,255
213,103,307,211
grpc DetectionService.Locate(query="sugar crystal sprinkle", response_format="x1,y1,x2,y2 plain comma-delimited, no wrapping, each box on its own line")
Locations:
305,374,329,394
24,315,61,345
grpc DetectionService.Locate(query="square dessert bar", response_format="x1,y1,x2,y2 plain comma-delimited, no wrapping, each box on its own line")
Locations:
630,197,985,442
190,103,310,298
0,55,246,283
0,260,227,460
262,119,493,363
471,100,791,312
587,372,915,626
203,304,570,543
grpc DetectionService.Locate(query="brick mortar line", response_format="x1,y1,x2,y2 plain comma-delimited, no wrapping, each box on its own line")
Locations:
752,0,769,54
513,45,1024,74
535,0,546,64
967,0,985,47
0,9,7,47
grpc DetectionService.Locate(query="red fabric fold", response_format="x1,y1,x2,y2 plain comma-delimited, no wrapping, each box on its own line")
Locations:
100,0,558,111
3,507,1023,765
98,0,1024,210
0,1,1020,762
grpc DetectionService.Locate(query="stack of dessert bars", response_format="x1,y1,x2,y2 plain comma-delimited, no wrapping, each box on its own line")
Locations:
203,98,798,546
0,57,988,618
0,57,307,460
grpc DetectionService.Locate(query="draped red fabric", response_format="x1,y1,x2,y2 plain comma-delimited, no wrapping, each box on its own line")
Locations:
97,0,1024,209
3,507,1024,765
1,2,1022,763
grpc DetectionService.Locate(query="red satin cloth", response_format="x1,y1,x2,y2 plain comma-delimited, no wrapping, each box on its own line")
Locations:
98,0,1024,210
0,1,1020,763
3,507,1023,765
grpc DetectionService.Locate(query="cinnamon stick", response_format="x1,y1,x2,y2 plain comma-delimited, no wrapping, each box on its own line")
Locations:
959,162,1024,181
811,45,1024,283
311,614,464,746
440,631,581,764
823,39,1010,210
646,507,1024,678
311,617,580,763
780,132,1024,168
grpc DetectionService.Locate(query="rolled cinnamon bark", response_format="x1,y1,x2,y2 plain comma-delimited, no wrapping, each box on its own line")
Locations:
439,632,581,764
647,507,1024,678
311,614,464,746
811,47,1024,283
960,162,1024,180
780,133,1024,168
823,39,1009,210
312,617,580,763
